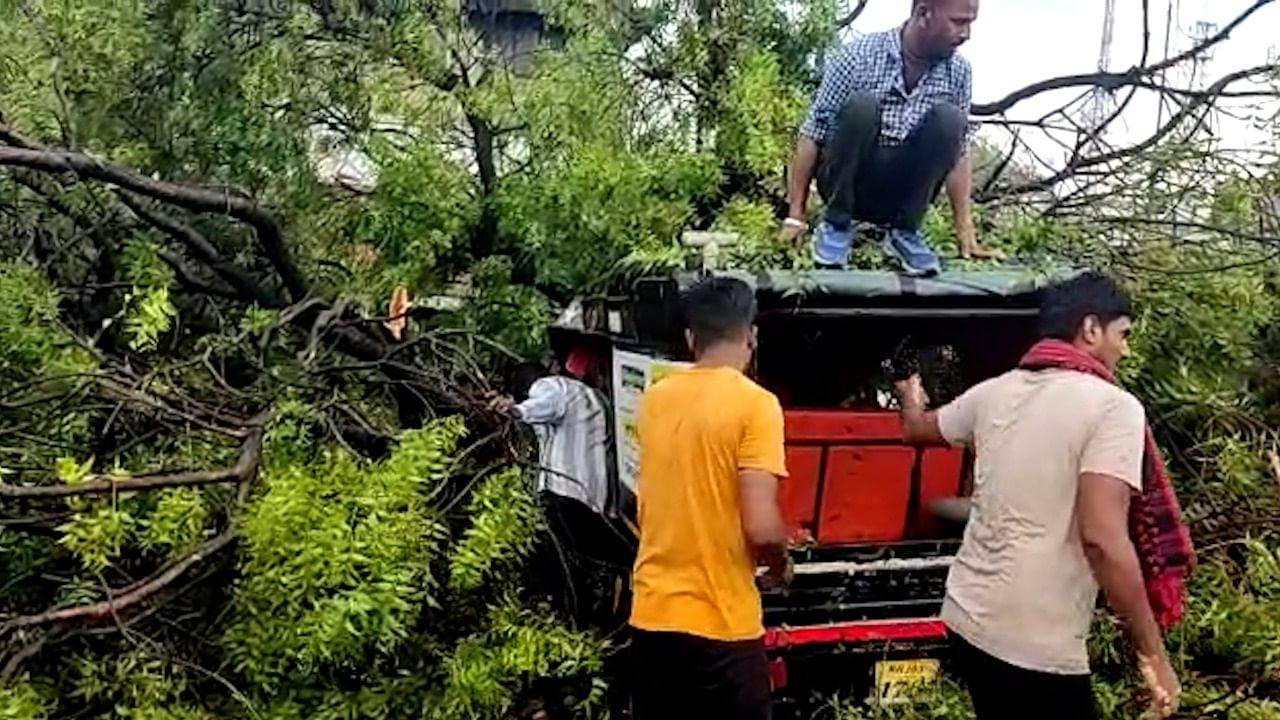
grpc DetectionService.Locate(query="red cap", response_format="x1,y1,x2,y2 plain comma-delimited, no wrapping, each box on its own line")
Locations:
565,346,596,379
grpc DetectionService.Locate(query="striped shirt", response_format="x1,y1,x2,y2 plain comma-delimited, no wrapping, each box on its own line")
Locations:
800,27,973,147
517,376,611,513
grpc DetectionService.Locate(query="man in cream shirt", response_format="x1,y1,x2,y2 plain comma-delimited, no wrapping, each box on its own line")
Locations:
893,272,1180,719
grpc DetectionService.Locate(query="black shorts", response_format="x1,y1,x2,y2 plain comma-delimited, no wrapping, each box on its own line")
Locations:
952,634,1098,720
629,629,771,720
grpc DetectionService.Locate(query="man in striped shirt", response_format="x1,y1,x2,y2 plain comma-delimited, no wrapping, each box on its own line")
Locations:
506,360,611,515
494,355,633,629
780,0,1000,276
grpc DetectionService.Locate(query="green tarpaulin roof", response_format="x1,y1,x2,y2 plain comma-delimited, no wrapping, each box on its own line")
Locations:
677,266,1083,299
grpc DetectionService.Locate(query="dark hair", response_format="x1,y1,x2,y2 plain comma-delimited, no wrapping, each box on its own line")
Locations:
682,277,756,354
1038,272,1133,341
507,361,548,401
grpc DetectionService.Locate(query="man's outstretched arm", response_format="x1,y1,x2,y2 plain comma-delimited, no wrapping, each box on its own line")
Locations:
1078,473,1180,717
785,137,821,226
739,469,791,589
512,380,569,425
1078,396,1180,717
781,46,854,242
893,374,947,444
946,153,1001,260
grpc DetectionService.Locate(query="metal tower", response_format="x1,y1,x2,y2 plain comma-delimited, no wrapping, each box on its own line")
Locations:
1081,0,1119,143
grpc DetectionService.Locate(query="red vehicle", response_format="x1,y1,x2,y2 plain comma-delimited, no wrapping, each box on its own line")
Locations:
550,266,1067,714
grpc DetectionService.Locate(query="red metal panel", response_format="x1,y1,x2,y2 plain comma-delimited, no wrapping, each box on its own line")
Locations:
917,447,965,536
817,446,915,543
780,446,821,542
784,410,902,442
767,657,789,691
764,619,948,649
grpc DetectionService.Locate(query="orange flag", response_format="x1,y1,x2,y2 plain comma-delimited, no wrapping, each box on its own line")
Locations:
385,286,411,341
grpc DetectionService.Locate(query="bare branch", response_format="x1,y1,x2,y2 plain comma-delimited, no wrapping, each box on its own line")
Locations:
836,0,870,30
0,526,239,632
1148,0,1276,76
0,426,263,499
989,65,1276,198
972,0,1277,116
973,70,1142,117
1080,215,1280,248
94,376,250,438
0,630,48,683
158,249,241,300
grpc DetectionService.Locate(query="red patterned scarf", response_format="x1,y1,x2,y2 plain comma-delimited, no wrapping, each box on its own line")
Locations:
1019,339,1195,630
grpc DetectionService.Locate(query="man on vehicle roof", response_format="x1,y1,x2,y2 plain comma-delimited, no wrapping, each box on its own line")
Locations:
780,0,1001,277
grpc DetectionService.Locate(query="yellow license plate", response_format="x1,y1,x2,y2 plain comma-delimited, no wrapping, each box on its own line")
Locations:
873,659,940,705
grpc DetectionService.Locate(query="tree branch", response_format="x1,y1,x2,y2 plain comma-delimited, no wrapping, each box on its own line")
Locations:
972,0,1276,116
0,526,239,632
0,630,49,683
0,137,309,303
116,191,284,308
158,249,240,300
973,69,1142,117
1148,0,1276,76
0,426,263,499
94,376,250,438
988,65,1275,198
836,0,870,30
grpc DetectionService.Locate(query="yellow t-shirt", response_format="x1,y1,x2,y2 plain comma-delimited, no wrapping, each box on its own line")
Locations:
629,366,788,641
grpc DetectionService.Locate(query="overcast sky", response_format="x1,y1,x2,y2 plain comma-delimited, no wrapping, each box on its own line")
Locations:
844,0,1279,167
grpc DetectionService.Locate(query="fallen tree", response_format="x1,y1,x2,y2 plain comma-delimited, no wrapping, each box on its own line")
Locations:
2,1,1279,719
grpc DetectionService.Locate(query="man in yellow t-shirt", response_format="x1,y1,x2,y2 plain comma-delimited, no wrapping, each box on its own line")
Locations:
628,276,791,720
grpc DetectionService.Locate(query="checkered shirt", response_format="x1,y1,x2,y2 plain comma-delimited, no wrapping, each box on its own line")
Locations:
800,27,974,147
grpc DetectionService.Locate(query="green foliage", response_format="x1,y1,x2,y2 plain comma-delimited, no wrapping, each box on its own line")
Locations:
497,144,719,292
1127,261,1278,422
434,256,554,363
434,599,605,719
122,285,177,353
346,139,480,295
119,237,179,352
224,417,463,687
449,467,543,593
137,487,209,556
58,505,134,574
0,683,51,720
0,262,95,380
718,50,805,178
713,197,804,271
1181,684,1280,720
0,530,60,614
68,648,216,720
1175,539,1280,681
